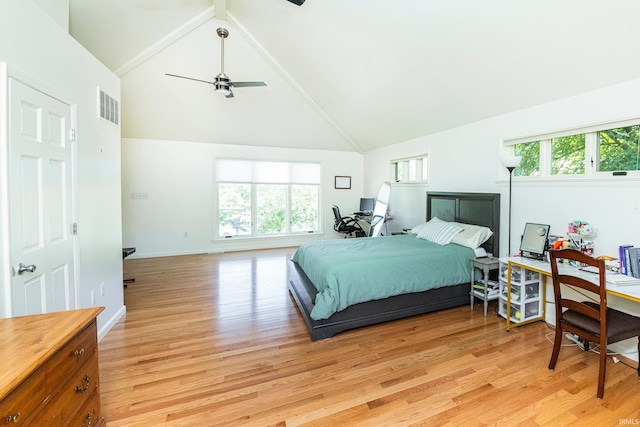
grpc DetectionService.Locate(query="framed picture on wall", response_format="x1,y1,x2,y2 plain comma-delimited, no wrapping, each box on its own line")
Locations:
334,176,351,189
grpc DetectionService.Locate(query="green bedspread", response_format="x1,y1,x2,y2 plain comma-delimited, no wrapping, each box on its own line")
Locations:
291,234,475,320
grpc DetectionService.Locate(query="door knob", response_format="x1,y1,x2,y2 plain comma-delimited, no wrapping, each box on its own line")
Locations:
17,263,36,275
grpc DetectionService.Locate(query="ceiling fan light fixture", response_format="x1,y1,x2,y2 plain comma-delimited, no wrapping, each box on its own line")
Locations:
215,84,231,96
214,74,232,96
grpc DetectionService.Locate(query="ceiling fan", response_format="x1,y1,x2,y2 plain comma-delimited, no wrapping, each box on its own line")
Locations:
166,28,266,99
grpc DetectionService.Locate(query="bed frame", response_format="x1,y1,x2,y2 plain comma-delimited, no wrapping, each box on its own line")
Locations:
288,191,500,341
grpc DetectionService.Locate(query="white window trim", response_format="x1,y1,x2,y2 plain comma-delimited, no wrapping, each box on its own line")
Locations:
390,152,429,184
501,118,640,182
214,159,322,240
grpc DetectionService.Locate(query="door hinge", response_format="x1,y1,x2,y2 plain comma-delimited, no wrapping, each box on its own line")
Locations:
72,223,78,235
70,128,76,142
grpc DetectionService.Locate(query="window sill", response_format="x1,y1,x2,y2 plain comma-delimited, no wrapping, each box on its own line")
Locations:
499,174,640,187
214,232,325,242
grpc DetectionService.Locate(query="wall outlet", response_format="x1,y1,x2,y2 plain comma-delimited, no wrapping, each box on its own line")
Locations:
91,289,96,306
100,283,105,298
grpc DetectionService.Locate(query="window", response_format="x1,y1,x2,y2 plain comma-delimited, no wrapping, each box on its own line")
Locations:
514,141,540,177
216,160,321,238
597,125,640,172
551,134,585,175
505,119,640,179
392,154,428,183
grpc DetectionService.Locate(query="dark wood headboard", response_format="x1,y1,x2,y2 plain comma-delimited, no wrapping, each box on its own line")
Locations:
426,192,500,256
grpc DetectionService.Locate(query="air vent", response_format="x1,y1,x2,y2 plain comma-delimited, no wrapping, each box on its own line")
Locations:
98,88,119,126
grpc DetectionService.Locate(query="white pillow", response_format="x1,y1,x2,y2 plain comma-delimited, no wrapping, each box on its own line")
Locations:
417,217,463,245
451,222,493,249
410,222,427,235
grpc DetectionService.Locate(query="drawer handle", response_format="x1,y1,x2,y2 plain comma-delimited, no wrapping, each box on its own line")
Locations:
81,411,92,427
74,348,85,356
5,412,20,423
75,374,91,393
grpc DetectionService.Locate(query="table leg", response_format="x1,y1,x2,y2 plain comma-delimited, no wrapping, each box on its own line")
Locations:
470,263,475,309
483,266,489,316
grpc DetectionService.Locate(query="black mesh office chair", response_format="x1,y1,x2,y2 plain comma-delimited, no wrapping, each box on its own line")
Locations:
332,205,365,238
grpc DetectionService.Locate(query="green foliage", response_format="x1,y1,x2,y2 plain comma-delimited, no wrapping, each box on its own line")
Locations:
218,183,251,235
514,141,540,177
219,183,320,236
511,124,640,178
598,125,640,171
291,185,319,231
552,134,585,175
256,184,286,234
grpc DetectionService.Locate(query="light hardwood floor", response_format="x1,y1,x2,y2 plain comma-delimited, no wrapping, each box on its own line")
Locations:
100,248,640,426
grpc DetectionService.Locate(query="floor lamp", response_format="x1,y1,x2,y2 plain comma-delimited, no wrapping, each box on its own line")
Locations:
501,155,522,257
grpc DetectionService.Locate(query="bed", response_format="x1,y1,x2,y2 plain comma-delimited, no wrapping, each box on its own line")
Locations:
287,191,500,341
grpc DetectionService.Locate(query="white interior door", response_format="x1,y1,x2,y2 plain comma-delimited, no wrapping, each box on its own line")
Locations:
9,78,76,316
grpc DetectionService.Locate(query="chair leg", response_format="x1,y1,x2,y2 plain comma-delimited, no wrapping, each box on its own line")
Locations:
637,337,640,377
548,326,563,370
597,344,607,398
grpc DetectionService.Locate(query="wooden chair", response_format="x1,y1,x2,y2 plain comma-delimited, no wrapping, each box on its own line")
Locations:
548,248,640,398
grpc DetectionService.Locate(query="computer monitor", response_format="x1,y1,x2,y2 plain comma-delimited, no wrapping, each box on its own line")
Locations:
359,197,375,212
520,223,550,260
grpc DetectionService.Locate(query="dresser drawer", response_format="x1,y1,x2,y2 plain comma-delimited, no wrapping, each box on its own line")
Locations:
0,366,46,426
66,390,102,427
0,309,103,427
44,321,97,391
37,357,99,426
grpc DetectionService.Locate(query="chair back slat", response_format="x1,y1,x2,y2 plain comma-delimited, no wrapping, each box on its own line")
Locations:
549,248,607,336
561,298,600,320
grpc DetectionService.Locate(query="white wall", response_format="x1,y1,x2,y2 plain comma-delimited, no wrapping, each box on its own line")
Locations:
0,0,124,338
121,138,364,257
365,78,640,258
32,0,69,30
364,78,640,361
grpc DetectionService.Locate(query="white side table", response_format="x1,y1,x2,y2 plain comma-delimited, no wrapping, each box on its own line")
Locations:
470,257,501,316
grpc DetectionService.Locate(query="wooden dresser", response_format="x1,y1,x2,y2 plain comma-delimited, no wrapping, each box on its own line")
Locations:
0,307,105,427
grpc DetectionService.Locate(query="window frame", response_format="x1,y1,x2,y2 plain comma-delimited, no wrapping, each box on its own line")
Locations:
214,159,322,239
503,118,640,181
391,153,429,184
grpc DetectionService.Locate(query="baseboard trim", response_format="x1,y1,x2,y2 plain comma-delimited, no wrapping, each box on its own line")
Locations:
97,304,126,342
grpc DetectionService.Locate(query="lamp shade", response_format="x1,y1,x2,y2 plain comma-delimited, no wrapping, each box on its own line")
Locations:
501,155,522,169
215,86,231,96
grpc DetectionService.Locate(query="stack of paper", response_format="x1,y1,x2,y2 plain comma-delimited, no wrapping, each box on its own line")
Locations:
605,273,640,285
578,266,640,285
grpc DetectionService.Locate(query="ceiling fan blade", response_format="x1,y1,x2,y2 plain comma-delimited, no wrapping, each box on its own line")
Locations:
229,81,267,88
165,73,213,85
167,29,266,99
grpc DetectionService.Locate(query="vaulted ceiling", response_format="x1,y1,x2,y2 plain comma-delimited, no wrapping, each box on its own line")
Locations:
69,0,640,153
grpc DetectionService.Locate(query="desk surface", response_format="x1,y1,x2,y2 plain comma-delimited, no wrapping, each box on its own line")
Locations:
501,256,640,303
352,212,373,221
123,247,136,259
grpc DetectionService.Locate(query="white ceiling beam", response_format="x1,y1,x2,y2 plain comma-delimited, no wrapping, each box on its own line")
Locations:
114,6,217,78
214,0,226,20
